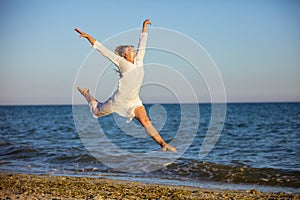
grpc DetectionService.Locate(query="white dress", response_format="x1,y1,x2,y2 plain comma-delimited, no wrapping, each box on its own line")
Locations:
90,32,148,122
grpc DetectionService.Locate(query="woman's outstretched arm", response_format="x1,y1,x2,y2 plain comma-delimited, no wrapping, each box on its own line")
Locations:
75,28,96,46
75,28,123,67
135,19,151,62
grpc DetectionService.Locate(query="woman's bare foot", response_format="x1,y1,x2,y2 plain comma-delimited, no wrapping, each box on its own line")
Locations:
77,86,98,103
162,144,177,153
77,86,89,96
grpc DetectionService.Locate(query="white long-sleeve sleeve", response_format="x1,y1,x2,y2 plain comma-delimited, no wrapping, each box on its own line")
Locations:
135,32,148,66
93,41,123,67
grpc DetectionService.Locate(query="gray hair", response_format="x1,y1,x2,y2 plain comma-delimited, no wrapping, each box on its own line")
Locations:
114,45,134,57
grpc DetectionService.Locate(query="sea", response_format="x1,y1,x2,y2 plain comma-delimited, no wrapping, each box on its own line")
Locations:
0,103,299,193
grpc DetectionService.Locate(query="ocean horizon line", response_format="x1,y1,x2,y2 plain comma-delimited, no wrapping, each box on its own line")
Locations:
0,100,299,107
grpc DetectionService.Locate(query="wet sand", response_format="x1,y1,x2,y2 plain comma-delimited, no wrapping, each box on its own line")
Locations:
0,173,298,200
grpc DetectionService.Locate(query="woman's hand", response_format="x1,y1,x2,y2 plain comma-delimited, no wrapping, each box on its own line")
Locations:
142,19,152,33
143,19,152,26
74,28,96,45
75,28,89,38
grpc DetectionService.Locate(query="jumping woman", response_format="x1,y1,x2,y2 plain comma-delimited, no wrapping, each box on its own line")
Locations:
75,19,176,152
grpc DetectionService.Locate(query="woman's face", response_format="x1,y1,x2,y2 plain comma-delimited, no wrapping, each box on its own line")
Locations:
124,46,135,62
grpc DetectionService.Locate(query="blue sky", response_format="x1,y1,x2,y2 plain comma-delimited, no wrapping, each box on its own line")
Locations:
0,0,299,105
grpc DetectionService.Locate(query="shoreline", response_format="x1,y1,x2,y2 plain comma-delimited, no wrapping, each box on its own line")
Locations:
1,173,299,199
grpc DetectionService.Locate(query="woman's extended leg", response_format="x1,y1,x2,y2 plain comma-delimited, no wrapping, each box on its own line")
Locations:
134,106,177,153
77,86,113,118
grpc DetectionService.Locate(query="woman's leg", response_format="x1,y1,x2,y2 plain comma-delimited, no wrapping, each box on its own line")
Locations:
134,106,177,152
77,86,113,118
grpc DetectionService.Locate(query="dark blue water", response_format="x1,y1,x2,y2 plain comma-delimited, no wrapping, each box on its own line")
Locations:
0,103,299,193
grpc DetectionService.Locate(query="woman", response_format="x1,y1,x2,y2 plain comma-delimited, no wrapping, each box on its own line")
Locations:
75,19,176,153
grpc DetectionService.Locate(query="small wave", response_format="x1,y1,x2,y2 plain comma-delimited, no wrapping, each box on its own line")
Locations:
0,146,38,159
75,154,95,163
46,153,95,164
162,162,175,168
0,141,13,146
158,159,300,188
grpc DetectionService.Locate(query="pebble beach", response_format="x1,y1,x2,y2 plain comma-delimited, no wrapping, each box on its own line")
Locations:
0,173,299,200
